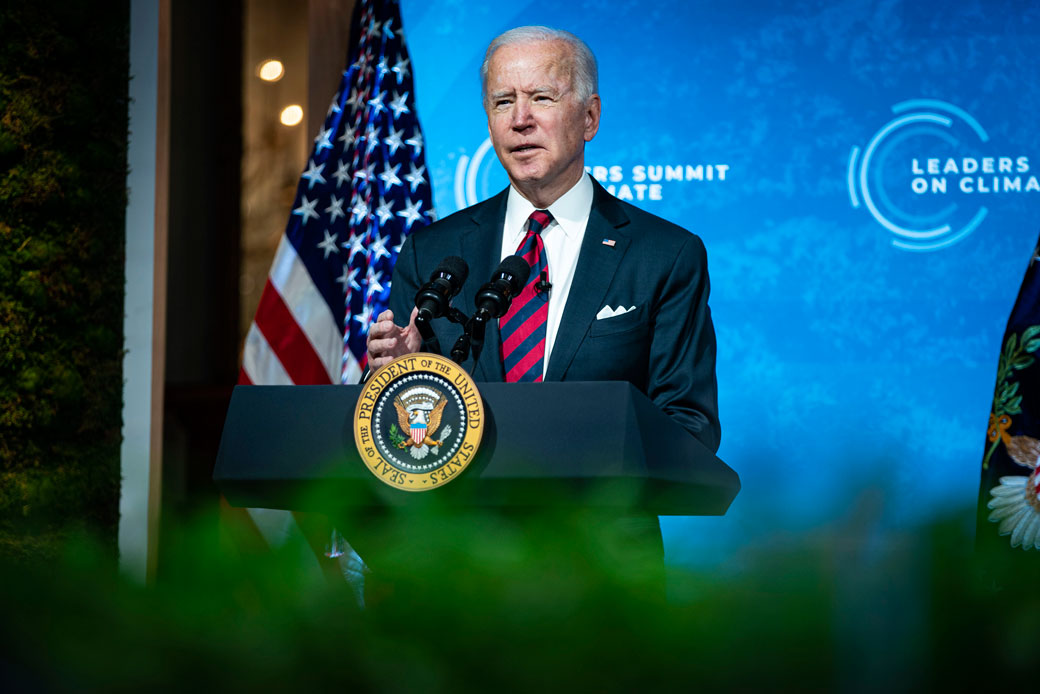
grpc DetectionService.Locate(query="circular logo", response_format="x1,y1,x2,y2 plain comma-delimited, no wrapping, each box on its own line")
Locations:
453,137,508,209
848,99,991,252
353,353,484,492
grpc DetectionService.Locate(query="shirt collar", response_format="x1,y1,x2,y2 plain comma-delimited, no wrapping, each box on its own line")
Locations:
505,172,593,246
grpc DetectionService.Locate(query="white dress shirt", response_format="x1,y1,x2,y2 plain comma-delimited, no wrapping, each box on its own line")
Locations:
500,173,593,377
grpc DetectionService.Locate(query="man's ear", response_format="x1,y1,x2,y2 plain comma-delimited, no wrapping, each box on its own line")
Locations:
584,94,601,142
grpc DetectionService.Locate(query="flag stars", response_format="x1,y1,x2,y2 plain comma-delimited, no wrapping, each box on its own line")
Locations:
351,197,370,225
332,160,351,187
345,87,362,113
405,130,424,156
293,196,320,225
370,233,391,260
367,18,383,41
375,197,395,225
389,92,410,119
301,159,327,189
354,300,375,327
397,198,423,230
379,162,402,190
314,127,334,153
404,162,426,192
336,264,361,291
327,92,342,116
364,124,380,154
383,126,404,155
353,162,377,183
391,56,409,84
317,230,340,259
345,233,367,262
367,90,387,115
325,194,346,223
364,267,385,298
338,127,355,150
376,58,390,79
382,18,395,39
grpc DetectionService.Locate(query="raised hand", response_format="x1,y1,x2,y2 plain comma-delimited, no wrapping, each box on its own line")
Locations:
366,307,421,370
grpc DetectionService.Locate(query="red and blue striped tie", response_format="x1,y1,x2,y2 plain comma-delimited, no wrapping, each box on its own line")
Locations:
500,209,552,382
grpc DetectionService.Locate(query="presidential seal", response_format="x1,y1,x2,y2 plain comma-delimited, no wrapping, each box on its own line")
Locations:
354,353,484,492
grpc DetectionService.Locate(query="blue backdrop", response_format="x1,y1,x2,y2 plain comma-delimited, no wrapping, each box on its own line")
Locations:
399,0,1040,564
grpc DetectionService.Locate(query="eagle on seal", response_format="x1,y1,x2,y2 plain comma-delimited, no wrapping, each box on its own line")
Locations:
394,394,451,460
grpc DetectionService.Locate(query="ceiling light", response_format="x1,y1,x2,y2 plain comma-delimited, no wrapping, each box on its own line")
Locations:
280,105,303,126
257,59,284,82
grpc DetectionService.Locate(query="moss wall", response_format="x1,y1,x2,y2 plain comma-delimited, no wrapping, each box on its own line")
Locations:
0,1,129,560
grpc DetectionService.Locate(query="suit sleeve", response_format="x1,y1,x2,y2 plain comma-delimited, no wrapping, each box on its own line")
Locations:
647,233,721,453
387,233,422,327
387,232,445,355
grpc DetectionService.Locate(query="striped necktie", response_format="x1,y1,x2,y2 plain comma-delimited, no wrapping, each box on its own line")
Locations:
500,209,553,382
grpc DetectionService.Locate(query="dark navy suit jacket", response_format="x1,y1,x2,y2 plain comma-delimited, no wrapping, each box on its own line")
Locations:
388,178,720,453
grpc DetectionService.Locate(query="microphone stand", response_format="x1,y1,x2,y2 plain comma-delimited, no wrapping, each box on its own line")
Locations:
448,308,494,368
468,311,489,367
414,312,442,356
443,307,473,365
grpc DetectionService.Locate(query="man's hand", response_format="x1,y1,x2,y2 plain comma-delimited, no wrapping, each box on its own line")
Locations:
366,307,421,370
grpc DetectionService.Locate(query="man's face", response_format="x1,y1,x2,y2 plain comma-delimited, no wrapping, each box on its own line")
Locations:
484,40,600,207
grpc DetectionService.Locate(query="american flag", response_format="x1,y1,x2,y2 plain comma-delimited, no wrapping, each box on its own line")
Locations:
240,0,434,386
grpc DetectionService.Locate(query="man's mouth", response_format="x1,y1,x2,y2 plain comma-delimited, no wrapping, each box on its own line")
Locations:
512,144,539,153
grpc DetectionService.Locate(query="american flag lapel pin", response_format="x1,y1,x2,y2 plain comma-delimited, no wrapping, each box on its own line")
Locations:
602,238,616,247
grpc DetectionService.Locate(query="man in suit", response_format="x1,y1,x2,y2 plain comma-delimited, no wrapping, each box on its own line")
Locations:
363,27,720,592
368,25,720,454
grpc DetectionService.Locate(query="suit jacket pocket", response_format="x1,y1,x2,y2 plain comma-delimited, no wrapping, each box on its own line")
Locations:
589,304,648,337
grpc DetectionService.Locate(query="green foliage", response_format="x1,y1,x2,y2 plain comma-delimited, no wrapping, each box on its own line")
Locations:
0,2,128,558
389,422,406,448
0,508,1034,690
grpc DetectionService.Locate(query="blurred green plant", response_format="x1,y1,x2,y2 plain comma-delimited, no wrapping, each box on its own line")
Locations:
1,504,1036,691
0,2,127,560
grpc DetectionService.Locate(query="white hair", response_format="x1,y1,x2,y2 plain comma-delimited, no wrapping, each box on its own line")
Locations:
480,26,599,105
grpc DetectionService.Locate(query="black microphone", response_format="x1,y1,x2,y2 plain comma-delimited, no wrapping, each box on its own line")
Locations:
414,256,469,323
474,255,531,321
535,271,552,294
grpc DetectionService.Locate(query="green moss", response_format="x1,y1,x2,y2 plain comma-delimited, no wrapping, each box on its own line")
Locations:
0,1,128,560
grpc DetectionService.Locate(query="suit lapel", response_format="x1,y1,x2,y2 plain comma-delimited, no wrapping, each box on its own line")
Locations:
545,181,631,381
457,189,508,382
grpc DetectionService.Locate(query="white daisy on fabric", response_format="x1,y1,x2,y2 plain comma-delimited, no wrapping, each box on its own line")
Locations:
988,470,1040,550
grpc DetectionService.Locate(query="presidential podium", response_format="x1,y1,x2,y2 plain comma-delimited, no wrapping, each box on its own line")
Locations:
215,381,739,587
213,381,740,517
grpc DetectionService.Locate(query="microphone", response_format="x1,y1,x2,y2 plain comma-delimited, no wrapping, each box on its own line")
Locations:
535,271,552,294
414,256,469,324
474,255,531,321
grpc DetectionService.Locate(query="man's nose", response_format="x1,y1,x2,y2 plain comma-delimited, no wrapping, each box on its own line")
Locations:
511,100,533,129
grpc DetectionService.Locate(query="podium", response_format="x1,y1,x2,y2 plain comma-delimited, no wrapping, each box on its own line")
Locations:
214,381,739,517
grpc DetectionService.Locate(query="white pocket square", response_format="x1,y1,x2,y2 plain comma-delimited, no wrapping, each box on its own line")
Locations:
596,305,637,320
